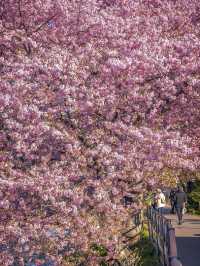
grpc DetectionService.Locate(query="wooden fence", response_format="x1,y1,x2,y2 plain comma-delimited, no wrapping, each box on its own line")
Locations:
146,207,182,266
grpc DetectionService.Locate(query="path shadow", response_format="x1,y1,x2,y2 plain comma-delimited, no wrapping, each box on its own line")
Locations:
184,218,200,224
181,220,200,226
176,236,200,266
190,222,200,225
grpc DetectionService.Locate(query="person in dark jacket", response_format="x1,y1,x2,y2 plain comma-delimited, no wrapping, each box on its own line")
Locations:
169,188,176,214
174,186,187,225
151,192,157,210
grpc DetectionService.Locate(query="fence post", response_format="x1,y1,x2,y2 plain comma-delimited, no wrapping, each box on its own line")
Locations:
147,207,153,241
168,227,182,266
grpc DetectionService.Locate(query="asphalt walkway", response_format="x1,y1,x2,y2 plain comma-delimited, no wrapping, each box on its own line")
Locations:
165,209,200,266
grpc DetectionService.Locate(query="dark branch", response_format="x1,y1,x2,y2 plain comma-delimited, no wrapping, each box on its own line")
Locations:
28,14,57,37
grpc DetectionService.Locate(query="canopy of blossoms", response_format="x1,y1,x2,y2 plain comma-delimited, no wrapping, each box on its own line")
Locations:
0,0,200,265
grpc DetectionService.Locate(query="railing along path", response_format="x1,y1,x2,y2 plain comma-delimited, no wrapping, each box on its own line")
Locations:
146,207,182,266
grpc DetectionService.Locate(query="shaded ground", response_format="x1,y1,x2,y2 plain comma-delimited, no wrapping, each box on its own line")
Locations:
165,208,200,266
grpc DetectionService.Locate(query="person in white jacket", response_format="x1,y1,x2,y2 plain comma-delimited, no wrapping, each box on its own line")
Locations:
155,189,166,214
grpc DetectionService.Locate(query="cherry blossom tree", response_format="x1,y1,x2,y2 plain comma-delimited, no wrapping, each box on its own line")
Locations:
0,0,200,265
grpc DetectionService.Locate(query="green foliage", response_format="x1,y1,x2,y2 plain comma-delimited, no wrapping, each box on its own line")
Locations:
140,226,149,239
190,182,200,202
130,225,160,266
144,192,154,206
99,261,109,266
187,208,200,215
91,243,108,257
63,251,86,264
187,181,200,214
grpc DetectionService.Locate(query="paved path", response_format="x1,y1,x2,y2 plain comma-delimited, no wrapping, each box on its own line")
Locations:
165,208,200,266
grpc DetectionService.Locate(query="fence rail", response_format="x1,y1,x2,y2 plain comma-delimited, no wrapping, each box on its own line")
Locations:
146,207,182,266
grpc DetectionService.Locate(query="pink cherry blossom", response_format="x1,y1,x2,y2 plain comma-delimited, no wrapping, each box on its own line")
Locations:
0,0,200,265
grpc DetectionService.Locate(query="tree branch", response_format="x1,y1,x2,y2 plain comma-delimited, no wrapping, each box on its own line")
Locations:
28,14,57,37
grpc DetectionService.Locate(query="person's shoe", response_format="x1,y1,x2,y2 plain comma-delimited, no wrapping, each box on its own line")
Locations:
178,221,181,225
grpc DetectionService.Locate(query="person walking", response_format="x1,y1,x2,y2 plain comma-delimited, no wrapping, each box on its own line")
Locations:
174,186,187,225
151,192,157,210
155,189,166,214
169,188,176,214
